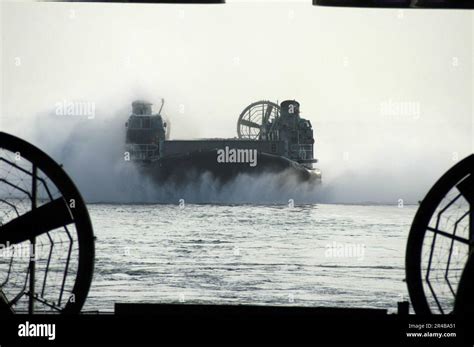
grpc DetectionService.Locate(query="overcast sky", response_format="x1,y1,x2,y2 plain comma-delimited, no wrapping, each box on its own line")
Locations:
0,1,473,203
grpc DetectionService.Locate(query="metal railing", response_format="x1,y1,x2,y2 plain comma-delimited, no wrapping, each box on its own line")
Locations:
290,144,313,161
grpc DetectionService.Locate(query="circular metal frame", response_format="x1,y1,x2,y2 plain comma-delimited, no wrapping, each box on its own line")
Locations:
406,154,473,314
237,100,280,140
0,132,95,314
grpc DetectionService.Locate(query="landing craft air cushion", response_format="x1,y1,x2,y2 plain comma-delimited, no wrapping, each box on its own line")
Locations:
125,99,322,185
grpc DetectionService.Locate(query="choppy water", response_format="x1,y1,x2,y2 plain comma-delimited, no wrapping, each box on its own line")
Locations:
83,203,416,313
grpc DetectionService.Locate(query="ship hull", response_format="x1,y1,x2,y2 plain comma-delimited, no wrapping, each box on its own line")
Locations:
139,149,320,186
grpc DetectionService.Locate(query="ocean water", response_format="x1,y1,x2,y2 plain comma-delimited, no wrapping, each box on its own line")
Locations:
83,203,417,313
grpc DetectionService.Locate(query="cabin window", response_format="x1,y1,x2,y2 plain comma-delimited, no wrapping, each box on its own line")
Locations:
143,118,151,128
130,118,141,128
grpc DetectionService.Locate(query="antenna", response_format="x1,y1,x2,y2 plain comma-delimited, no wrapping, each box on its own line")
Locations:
158,98,165,115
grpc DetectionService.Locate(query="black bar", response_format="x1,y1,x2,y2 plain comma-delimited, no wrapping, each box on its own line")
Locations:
313,0,474,8
115,302,388,316
0,309,471,344
0,198,73,246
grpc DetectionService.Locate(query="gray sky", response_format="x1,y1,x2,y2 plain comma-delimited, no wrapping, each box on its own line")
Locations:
0,1,473,203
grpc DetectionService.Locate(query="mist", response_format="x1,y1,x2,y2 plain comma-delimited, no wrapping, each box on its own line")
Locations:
1,2,472,204
6,101,327,204
1,95,470,205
